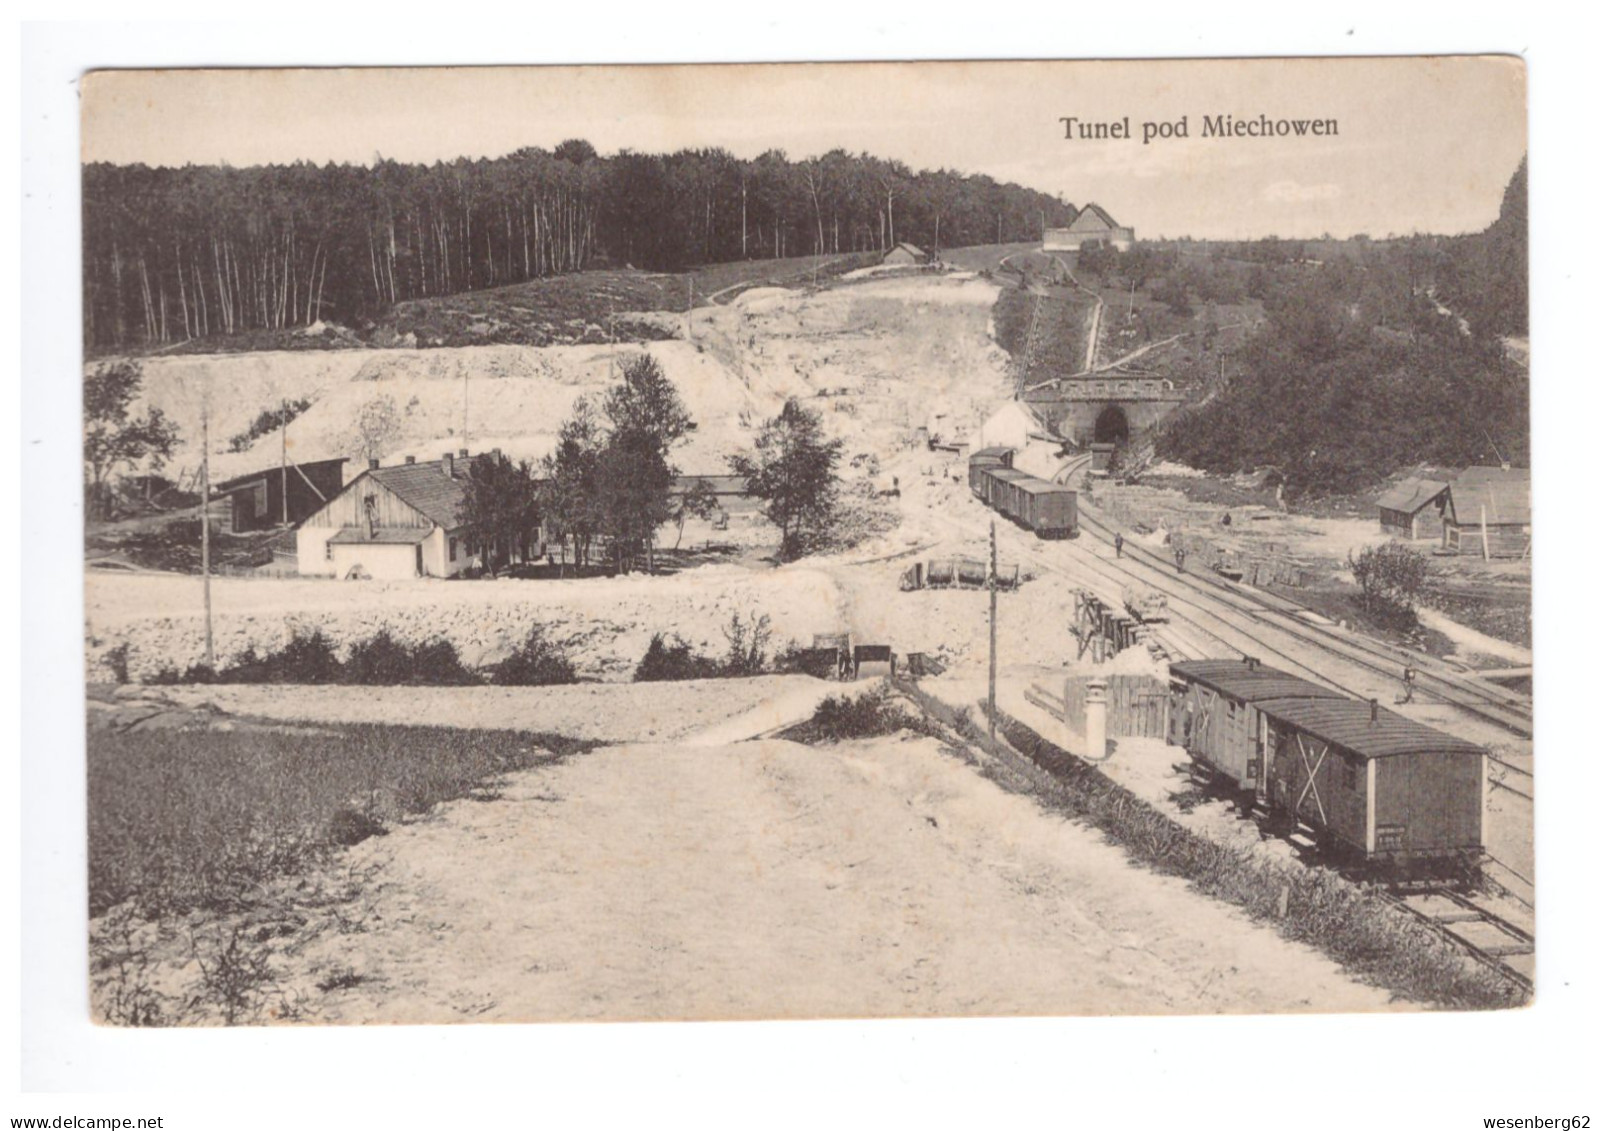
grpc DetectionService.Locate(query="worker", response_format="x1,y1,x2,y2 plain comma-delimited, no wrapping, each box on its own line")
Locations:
1114,532,1125,558
1175,547,1187,573
1400,660,1417,704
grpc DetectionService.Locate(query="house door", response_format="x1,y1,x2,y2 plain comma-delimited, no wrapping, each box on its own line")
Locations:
416,545,425,576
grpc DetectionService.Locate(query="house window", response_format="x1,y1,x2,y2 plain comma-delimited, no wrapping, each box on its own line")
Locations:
449,538,458,561
325,541,333,562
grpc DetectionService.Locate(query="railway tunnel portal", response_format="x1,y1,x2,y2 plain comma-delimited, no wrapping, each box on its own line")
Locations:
1025,373,1188,448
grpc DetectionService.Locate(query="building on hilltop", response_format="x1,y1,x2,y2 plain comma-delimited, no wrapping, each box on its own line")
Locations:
1042,203,1135,252
295,450,544,579
881,241,929,267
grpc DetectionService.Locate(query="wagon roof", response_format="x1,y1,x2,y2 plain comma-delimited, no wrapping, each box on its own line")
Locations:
1257,697,1485,759
1013,478,1074,495
1170,659,1345,703
972,446,1014,459
987,467,1030,481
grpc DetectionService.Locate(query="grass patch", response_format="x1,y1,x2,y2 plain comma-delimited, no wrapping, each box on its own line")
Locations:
981,704,1524,1010
88,720,595,919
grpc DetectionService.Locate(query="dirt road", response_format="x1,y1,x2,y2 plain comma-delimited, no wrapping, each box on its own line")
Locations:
286,733,1396,1022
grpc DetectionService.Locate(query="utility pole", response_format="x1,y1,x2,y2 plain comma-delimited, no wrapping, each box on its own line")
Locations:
200,393,215,671
988,519,998,746
280,397,289,526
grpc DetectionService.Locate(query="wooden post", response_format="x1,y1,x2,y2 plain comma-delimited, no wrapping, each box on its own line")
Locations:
1480,504,1490,562
280,398,289,527
988,519,998,747
200,394,215,671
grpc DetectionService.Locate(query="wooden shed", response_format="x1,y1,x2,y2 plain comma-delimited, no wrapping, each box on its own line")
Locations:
881,241,929,267
1375,477,1448,540
1443,467,1531,558
214,457,347,535
1168,659,1346,796
1259,697,1486,862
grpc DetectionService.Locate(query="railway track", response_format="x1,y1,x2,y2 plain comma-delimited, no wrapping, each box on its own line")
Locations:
1071,507,1534,741
1381,885,1534,993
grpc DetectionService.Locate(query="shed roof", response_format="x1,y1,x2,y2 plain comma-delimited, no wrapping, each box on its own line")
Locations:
1258,698,1485,760
1170,659,1346,704
327,526,432,546
890,241,926,257
1448,466,1531,527
1376,478,1448,514
215,456,347,494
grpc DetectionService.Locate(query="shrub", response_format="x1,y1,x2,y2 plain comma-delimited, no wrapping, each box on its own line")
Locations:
1349,541,1430,630
340,631,477,685
634,633,721,682
786,689,938,744
720,611,772,677
492,627,579,686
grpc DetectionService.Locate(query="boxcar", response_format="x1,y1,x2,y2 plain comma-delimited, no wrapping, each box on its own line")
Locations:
986,467,1030,518
968,449,1010,494
1168,659,1346,795
1258,697,1486,863
1013,477,1077,538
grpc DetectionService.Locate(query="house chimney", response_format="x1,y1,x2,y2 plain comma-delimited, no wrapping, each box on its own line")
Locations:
443,452,454,478
404,455,416,465
368,457,380,471
1369,697,1379,723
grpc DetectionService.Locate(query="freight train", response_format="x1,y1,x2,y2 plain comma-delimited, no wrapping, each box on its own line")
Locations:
1168,658,1488,874
968,447,1078,539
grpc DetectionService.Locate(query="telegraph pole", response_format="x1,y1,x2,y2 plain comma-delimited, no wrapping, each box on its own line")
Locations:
280,397,289,526
988,519,998,746
200,393,215,671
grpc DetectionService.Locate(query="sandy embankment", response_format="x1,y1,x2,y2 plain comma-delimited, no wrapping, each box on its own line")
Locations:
279,732,1397,1022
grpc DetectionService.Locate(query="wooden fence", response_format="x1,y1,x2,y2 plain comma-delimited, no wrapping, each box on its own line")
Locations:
1057,674,1169,739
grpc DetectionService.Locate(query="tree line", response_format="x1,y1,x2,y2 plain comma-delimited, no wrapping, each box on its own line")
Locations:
83,141,1076,350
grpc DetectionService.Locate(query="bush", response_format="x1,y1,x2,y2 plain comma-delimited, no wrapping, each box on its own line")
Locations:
785,689,938,744
1349,541,1429,629
634,633,721,682
492,627,579,686
720,611,772,677
340,630,416,685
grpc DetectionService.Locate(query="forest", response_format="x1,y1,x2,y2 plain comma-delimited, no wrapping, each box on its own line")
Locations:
82,141,1075,350
1153,160,1529,497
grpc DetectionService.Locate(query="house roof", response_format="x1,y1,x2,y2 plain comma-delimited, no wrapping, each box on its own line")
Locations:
1448,466,1530,526
1071,203,1124,233
1170,659,1347,705
362,455,489,530
1376,477,1449,514
327,526,432,546
214,456,347,495
1257,698,1484,760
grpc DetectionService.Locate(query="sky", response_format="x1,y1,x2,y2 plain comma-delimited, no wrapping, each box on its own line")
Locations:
80,57,1527,240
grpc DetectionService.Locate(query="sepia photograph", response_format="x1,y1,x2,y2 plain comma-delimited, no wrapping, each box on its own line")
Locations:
69,56,1537,1031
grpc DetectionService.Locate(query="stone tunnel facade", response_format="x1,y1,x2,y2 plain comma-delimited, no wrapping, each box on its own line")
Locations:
1025,375,1187,447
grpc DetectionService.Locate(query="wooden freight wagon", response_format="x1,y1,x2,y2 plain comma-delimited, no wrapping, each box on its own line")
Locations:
986,467,1030,519
1168,659,1346,797
1259,697,1486,864
1012,477,1077,538
968,451,1008,494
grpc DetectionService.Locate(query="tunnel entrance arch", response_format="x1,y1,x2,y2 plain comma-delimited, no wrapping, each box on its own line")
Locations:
1093,403,1130,445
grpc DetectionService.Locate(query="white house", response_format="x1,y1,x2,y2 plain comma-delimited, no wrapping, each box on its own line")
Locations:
969,400,1052,454
1042,203,1135,252
296,450,540,580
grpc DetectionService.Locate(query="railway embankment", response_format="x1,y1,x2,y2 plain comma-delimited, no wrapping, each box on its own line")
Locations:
903,673,1529,1010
